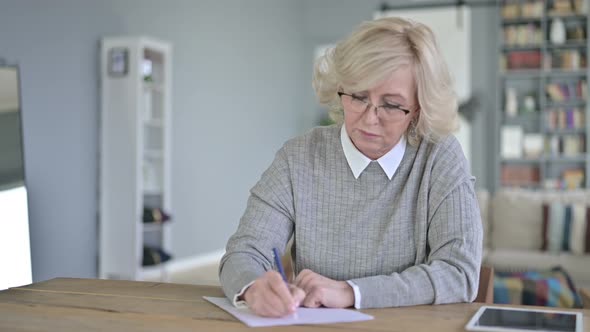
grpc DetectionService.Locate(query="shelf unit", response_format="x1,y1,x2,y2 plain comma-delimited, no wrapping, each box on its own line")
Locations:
99,37,173,281
496,0,589,191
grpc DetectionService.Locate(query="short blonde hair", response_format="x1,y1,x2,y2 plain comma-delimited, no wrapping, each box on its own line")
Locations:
313,17,458,145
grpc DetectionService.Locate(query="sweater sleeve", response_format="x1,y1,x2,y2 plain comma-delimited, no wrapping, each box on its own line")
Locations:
349,179,483,308
218,147,295,301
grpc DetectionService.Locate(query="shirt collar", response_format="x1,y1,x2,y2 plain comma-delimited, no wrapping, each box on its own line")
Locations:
340,125,406,180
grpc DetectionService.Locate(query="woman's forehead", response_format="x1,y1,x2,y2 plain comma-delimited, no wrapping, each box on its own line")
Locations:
360,67,416,99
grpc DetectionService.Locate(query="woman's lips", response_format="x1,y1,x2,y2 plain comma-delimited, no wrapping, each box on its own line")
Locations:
359,129,379,138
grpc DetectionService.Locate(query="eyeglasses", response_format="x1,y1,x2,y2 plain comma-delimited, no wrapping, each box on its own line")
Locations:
337,92,413,122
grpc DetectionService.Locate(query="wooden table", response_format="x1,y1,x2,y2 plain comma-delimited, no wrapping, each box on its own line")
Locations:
0,278,588,331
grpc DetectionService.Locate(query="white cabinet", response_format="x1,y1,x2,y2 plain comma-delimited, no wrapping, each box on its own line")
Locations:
99,37,173,281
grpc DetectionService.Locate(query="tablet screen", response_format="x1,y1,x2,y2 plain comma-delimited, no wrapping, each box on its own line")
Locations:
476,307,577,332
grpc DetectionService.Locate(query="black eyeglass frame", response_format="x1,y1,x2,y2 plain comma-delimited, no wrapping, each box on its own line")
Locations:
337,91,413,116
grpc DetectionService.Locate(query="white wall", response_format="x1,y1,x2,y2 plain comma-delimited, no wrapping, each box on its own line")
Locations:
107,0,306,257
0,0,305,281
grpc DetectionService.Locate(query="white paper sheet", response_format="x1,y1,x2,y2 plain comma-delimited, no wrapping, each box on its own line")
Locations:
203,296,374,327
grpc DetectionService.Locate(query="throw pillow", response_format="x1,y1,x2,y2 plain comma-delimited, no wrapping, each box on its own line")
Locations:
494,267,583,308
542,203,590,254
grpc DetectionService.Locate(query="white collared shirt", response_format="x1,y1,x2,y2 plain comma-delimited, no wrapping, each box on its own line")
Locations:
340,125,406,180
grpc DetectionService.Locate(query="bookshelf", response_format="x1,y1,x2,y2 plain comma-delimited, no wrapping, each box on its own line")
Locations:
99,37,173,281
496,0,589,191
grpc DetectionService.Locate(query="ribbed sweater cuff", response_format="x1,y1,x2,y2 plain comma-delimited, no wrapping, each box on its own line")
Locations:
219,256,265,302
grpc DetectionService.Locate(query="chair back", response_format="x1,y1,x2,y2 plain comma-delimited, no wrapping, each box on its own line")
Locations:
281,241,294,282
580,288,590,309
475,265,494,303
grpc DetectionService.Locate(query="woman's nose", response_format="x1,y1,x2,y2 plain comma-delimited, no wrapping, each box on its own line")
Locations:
362,104,380,124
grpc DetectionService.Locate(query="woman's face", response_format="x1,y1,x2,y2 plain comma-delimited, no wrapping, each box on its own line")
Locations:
343,66,419,160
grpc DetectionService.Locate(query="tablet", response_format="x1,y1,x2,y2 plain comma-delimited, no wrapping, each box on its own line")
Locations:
465,305,583,332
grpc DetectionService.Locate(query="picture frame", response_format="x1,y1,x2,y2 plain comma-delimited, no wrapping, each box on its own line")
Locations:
107,47,128,77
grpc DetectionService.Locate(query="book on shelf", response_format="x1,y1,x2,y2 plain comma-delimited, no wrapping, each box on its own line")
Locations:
503,24,542,46
543,178,562,189
552,0,574,14
501,125,524,158
564,19,586,41
544,169,585,190
546,134,559,156
563,134,585,156
546,83,567,102
549,0,587,15
505,50,542,70
523,133,544,158
550,49,586,70
563,168,585,189
545,134,586,156
501,165,540,186
502,0,544,19
574,107,585,128
545,80,587,102
545,107,585,130
579,80,588,100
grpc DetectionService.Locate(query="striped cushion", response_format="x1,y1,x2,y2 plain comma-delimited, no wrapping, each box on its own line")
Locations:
494,267,583,308
542,203,590,254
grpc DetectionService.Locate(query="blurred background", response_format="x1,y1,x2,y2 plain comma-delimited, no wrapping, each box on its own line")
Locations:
4,1,588,306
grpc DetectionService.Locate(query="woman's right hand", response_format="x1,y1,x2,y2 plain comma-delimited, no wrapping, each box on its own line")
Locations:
243,271,306,317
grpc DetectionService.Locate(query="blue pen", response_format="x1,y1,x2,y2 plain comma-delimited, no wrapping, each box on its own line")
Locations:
273,247,300,317
272,247,288,282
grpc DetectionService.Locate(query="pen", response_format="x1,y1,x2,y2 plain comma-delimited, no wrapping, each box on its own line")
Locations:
273,247,299,317
272,247,288,282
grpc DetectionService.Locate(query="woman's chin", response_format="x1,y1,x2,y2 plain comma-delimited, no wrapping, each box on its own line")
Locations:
356,145,381,160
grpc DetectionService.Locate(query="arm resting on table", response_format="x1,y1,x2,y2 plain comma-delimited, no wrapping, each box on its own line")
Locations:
349,181,483,308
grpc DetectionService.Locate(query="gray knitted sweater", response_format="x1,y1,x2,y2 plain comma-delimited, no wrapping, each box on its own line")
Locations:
219,125,482,308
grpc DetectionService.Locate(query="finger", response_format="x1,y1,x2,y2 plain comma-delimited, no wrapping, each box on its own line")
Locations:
294,269,312,288
267,273,296,312
302,286,323,308
243,283,267,316
247,276,288,317
295,270,317,293
257,299,285,317
250,281,289,317
259,292,285,316
294,269,312,285
253,302,282,317
289,285,306,306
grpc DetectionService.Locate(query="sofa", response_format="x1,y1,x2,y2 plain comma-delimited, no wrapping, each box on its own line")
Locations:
477,189,590,291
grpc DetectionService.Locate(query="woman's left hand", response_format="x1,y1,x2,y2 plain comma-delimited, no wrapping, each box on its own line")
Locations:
294,269,354,308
